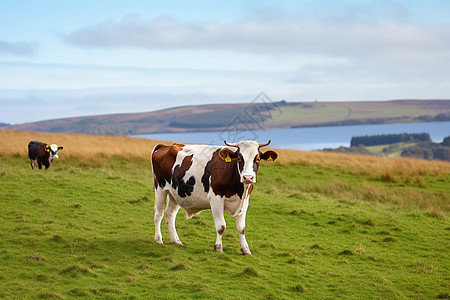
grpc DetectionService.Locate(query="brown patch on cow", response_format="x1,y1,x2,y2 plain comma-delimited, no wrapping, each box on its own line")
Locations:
202,149,244,198
260,150,278,161
247,184,254,196
240,226,245,235
174,155,193,179
172,154,195,197
218,148,239,161
217,225,225,235
252,153,260,173
28,141,51,169
151,143,185,188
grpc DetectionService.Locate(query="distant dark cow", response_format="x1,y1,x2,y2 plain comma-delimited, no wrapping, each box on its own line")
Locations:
151,140,278,255
28,141,63,169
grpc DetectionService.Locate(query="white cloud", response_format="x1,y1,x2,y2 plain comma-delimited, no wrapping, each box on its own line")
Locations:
0,40,38,56
63,14,450,67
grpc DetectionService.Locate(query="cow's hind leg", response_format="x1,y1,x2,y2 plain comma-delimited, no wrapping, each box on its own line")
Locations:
211,196,226,253
154,188,168,244
165,194,182,245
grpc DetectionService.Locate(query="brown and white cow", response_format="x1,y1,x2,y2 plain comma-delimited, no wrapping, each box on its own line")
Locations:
28,141,63,169
151,140,278,255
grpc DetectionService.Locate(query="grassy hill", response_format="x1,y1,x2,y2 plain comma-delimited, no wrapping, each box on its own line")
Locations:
325,133,450,161
0,130,449,298
5,99,450,135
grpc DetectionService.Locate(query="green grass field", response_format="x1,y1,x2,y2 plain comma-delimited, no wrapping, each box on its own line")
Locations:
0,155,449,299
365,143,417,157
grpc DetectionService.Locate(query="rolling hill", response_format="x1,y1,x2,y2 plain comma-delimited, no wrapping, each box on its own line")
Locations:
4,99,450,136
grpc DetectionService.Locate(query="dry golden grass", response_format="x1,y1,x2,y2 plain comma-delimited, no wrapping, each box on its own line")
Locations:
276,149,450,179
1,130,449,179
0,130,165,166
274,149,449,217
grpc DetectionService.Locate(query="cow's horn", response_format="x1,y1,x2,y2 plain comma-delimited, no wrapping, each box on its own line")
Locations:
258,140,271,148
224,141,239,147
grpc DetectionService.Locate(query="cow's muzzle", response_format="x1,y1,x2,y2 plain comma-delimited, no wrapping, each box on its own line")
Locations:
242,175,255,184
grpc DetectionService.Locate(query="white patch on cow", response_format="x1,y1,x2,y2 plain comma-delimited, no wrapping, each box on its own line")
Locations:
224,188,249,217
171,145,219,216
49,144,58,153
49,144,60,162
236,140,260,183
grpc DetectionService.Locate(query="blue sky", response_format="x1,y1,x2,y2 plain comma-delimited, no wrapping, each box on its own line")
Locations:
1,0,449,124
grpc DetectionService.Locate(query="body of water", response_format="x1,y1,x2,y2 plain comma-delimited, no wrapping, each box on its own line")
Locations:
134,122,450,150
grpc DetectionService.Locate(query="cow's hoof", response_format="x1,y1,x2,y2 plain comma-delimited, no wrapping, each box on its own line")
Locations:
155,236,163,245
214,244,223,253
173,240,183,245
241,247,252,256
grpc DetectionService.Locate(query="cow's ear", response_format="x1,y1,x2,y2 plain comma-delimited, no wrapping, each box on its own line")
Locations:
58,146,63,150
45,145,50,152
219,148,239,162
260,150,278,162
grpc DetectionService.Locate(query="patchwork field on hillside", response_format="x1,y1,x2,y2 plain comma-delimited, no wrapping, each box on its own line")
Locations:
5,99,450,135
0,130,449,298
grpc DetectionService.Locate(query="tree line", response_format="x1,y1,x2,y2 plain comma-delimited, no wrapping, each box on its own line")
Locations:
350,133,431,147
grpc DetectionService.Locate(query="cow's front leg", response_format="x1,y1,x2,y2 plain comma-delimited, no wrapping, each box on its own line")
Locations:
211,196,226,253
236,199,252,256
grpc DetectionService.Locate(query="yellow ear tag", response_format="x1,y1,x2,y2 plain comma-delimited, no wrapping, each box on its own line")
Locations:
225,154,232,163
267,157,273,162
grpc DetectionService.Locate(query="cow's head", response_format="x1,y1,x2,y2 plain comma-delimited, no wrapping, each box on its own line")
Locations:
46,144,63,161
220,140,278,184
